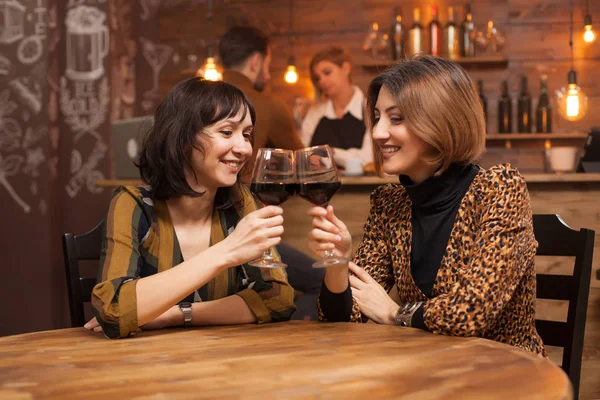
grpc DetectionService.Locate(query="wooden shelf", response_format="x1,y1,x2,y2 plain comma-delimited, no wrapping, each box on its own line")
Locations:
486,133,588,140
356,55,508,70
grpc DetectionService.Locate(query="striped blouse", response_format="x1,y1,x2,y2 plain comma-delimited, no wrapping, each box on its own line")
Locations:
91,185,296,338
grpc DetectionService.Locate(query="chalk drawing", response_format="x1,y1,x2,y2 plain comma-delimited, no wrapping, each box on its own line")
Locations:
65,5,109,81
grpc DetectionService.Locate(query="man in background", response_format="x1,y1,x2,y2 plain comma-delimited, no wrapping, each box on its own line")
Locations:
219,26,305,183
219,26,322,321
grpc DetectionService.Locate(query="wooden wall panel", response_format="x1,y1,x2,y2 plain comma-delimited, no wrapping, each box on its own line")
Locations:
160,0,600,135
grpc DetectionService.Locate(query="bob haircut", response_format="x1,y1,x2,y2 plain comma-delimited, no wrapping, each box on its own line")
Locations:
309,45,353,95
137,77,256,209
366,55,486,176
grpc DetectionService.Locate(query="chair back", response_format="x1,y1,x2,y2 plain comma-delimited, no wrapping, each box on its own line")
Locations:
62,221,104,327
533,214,595,399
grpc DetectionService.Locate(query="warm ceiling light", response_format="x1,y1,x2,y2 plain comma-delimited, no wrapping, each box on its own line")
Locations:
583,15,596,43
284,57,298,84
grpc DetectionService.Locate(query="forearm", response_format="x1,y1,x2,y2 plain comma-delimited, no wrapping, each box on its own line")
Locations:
323,264,349,293
192,295,256,325
135,241,234,327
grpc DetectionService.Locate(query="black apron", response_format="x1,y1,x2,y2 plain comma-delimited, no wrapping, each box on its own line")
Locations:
309,112,365,150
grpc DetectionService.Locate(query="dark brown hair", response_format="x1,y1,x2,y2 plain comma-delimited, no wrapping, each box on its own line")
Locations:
366,55,486,175
137,77,256,208
219,26,269,69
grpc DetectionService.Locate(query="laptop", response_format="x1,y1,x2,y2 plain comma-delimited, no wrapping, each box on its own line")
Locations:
111,116,154,179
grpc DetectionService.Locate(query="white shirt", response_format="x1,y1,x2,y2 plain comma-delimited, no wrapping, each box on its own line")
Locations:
301,86,373,168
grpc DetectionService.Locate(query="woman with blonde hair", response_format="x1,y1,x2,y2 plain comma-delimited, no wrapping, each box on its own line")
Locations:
307,55,546,356
301,45,372,170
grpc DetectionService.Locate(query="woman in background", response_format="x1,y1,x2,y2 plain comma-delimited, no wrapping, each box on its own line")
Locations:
86,78,295,338
301,45,372,169
308,56,546,356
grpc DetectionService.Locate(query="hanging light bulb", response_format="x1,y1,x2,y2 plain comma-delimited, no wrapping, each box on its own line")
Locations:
284,0,298,84
557,71,588,121
583,14,597,43
284,57,298,84
195,0,221,81
196,47,222,81
556,0,589,122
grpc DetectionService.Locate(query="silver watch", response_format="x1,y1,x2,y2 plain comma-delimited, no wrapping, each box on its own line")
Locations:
394,302,421,327
179,302,193,327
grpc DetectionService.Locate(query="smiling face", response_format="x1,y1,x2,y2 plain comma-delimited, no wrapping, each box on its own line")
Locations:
312,60,351,99
371,85,437,183
187,109,253,192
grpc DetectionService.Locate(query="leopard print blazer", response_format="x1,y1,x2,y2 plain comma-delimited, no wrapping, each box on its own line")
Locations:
319,164,546,356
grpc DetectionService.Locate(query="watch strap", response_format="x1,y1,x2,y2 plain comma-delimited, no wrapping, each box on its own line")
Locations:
394,302,421,327
179,301,193,327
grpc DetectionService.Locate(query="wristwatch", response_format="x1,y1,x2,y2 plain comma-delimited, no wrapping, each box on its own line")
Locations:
179,302,193,327
394,302,421,327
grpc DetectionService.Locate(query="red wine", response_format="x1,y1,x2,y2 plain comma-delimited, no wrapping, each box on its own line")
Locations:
250,183,297,206
298,181,341,207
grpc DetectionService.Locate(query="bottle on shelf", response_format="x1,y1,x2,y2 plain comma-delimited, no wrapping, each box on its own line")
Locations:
477,80,488,132
461,3,476,57
443,6,460,60
517,76,532,133
498,80,513,133
429,4,441,56
390,8,405,60
536,75,552,133
407,7,424,56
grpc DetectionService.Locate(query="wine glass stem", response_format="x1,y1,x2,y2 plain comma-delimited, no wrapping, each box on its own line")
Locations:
262,247,274,261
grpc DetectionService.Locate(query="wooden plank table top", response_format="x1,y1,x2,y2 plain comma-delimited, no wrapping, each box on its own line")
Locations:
0,321,571,399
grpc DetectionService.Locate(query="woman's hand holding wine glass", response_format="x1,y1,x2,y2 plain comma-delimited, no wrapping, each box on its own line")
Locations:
307,204,352,263
296,145,349,268
223,205,285,268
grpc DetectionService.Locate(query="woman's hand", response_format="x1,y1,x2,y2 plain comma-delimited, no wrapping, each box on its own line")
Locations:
222,205,284,267
84,317,103,333
307,205,352,260
349,263,399,325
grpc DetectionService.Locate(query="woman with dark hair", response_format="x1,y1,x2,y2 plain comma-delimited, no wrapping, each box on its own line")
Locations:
301,45,372,170
86,78,295,338
308,55,546,356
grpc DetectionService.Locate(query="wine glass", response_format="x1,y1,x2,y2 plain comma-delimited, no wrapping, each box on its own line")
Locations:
296,145,349,268
249,148,296,268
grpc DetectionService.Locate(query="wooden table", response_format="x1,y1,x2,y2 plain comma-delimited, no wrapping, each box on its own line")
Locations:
0,321,571,399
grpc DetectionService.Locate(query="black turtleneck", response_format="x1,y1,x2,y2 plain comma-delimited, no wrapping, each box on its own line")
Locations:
319,163,480,327
401,163,479,298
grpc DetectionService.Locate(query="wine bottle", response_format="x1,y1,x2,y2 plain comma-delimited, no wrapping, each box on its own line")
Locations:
443,6,460,60
407,8,424,56
536,76,552,133
429,4,441,56
498,80,513,134
461,3,475,57
478,80,488,132
517,76,532,133
390,8,405,60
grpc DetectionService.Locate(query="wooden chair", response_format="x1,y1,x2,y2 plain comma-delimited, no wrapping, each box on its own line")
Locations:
62,221,104,327
533,214,595,399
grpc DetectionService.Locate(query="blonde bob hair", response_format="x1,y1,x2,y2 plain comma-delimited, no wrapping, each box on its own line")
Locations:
366,55,486,176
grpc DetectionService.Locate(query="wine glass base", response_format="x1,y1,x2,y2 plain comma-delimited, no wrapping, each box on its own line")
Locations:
313,256,350,269
248,259,288,269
